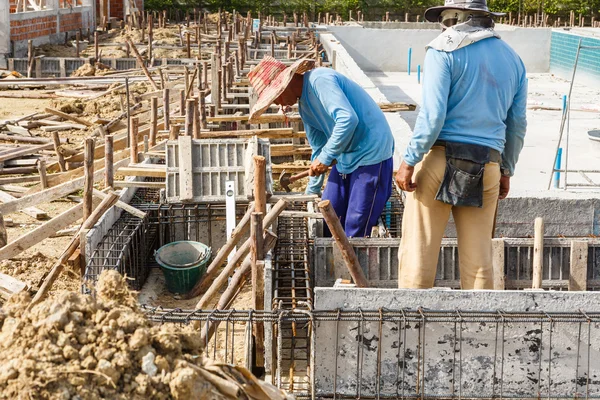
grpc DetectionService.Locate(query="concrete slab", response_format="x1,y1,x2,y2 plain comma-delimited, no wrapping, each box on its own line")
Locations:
367,72,600,193
313,288,600,398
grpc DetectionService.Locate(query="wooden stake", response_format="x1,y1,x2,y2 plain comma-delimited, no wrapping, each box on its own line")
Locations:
28,192,120,309
318,200,368,287
163,88,170,131
186,32,191,58
169,125,180,141
37,159,48,190
532,217,544,289
569,241,588,291
253,156,267,214
52,132,67,172
130,116,139,164
150,96,158,146
251,211,265,367
199,94,207,129
94,31,99,60
124,38,160,91
192,97,200,139
27,40,34,78
76,31,80,58
104,135,114,188
185,99,195,136
83,138,95,221
492,238,505,290
180,89,186,116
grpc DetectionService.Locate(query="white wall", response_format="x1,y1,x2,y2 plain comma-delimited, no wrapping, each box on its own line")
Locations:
0,2,9,67
328,25,552,73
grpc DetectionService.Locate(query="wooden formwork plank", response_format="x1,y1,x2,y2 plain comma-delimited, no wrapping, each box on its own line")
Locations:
569,241,588,291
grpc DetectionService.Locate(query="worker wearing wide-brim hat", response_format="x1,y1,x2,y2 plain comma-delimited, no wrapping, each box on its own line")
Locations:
248,56,395,238
395,0,528,289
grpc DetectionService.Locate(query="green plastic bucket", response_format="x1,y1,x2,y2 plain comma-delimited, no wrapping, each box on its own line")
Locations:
155,241,211,294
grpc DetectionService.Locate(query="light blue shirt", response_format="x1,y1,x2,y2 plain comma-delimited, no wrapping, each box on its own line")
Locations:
403,37,527,175
299,68,394,194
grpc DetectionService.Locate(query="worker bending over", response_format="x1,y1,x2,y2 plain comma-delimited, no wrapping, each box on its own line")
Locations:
248,57,395,237
395,0,528,289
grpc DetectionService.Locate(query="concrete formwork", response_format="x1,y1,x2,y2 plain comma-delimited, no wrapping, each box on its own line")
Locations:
313,289,600,399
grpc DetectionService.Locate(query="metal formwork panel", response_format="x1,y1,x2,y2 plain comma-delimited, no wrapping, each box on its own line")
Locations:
64,58,86,76
165,138,272,203
40,58,60,77
115,58,138,70
312,237,600,289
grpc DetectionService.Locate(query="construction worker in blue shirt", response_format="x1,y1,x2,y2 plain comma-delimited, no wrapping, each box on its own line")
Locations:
395,0,528,289
248,56,395,238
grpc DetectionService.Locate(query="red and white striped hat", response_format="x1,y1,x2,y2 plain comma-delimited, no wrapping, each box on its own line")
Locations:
248,56,315,122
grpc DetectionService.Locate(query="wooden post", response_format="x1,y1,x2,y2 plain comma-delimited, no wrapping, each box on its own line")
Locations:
199,94,207,129
180,89,186,116
76,31,80,58
37,159,48,190
83,138,95,221
130,117,139,164
318,200,369,287
202,61,208,90
569,241,588,291
104,135,114,188
150,96,158,146
192,98,200,139
253,156,266,214
532,217,544,289
251,211,265,367
94,31,99,61
52,132,67,172
124,38,160,91
492,238,505,290
185,99,195,136
186,32,191,58
163,88,170,131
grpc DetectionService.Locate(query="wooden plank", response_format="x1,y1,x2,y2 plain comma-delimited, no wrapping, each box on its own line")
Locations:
41,124,88,132
0,190,48,220
0,273,28,300
0,158,129,216
92,189,146,219
6,125,31,136
0,142,56,164
0,199,97,261
532,218,544,289
117,166,166,178
178,135,194,201
569,240,588,291
492,238,505,290
113,180,165,189
44,107,93,127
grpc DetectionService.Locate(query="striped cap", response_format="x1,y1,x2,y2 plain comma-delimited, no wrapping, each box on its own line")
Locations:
248,56,315,122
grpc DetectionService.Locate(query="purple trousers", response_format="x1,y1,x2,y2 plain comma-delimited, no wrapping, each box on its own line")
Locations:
322,157,393,238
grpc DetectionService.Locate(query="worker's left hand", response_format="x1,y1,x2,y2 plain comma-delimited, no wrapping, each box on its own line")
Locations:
309,159,329,176
396,161,417,192
499,175,510,199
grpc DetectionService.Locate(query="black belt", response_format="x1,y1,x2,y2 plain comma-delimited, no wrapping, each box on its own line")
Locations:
434,140,501,163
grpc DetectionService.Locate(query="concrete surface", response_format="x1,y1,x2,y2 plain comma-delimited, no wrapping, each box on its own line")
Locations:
0,2,8,68
328,25,552,73
367,72,600,193
314,288,600,398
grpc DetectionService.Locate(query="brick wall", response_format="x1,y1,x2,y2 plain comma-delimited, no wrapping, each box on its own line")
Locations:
59,12,82,33
10,16,57,42
9,0,17,13
100,0,144,20
550,31,600,82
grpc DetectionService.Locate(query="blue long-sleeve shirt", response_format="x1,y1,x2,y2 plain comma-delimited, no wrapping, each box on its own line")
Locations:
299,68,394,194
403,37,527,176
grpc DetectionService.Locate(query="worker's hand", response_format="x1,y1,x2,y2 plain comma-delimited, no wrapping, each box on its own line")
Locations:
396,161,417,192
309,159,329,176
499,175,510,199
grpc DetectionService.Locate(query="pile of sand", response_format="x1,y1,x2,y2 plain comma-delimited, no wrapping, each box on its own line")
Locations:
0,270,290,399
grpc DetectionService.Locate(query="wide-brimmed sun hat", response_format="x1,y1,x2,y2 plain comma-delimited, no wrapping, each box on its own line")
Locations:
424,0,505,23
248,56,315,122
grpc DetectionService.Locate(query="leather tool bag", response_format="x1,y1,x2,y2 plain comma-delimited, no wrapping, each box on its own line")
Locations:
435,142,492,208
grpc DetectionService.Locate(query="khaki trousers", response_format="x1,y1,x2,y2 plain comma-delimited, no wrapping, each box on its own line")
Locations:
398,146,500,289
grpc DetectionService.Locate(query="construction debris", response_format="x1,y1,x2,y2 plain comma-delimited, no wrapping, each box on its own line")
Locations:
0,270,290,399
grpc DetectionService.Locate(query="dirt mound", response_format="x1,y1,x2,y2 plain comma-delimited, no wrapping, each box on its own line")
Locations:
71,63,96,77
0,270,290,399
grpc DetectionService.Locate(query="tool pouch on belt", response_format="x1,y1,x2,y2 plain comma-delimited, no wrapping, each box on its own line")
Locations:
435,142,490,208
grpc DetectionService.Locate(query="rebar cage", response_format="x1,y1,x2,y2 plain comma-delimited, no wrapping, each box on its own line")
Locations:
142,308,600,399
